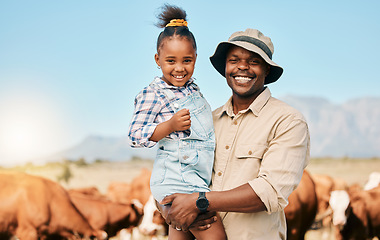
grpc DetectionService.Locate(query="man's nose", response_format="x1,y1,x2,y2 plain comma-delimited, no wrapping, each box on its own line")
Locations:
237,60,249,70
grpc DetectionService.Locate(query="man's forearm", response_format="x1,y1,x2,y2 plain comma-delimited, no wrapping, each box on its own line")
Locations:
160,183,267,231
207,183,267,213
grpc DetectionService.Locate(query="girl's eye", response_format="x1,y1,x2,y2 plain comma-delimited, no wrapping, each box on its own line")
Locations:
228,58,238,63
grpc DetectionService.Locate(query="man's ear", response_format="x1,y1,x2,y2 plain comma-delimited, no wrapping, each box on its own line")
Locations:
266,65,271,77
154,53,160,67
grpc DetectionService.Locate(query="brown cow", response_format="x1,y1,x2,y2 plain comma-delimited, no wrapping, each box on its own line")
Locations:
106,168,169,239
330,186,380,240
68,191,143,238
68,186,106,200
310,175,348,239
311,174,335,230
107,182,132,204
0,172,106,240
106,168,151,206
129,168,152,205
285,170,318,240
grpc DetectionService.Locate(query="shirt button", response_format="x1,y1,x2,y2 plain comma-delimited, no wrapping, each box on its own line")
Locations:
217,171,222,176
173,103,179,109
132,141,137,145
225,145,229,150
248,150,252,155
233,121,238,125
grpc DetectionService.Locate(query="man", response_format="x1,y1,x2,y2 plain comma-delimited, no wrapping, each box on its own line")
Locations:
160,28,310,240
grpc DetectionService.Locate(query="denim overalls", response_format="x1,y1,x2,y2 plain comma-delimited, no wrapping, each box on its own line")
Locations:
149,81,215,202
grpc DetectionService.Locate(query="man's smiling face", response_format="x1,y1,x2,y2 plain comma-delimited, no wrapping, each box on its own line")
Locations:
225,45,270,100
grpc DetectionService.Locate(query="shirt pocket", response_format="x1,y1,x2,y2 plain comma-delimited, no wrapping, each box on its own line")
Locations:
232,144,267,184
235,144,267,159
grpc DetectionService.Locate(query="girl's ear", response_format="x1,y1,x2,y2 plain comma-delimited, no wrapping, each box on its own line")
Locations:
154,53,160,67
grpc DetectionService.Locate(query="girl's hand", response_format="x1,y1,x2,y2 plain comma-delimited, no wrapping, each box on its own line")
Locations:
169,109,191,132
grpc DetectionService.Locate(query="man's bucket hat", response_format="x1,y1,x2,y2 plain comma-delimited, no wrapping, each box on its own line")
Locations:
210,28,283,84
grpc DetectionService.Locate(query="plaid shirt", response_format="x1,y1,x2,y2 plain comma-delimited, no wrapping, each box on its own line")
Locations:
128,77,199,148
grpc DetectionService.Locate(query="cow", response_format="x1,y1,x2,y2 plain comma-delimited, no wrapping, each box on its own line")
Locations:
309,174,350,239
107,168,152,206
312,174,335,221
138,195,168,237
107,182,132,204
284,170,318,240
129,168,152,205
128,169,169,238
311,174,339,238
364,172,380,191
329,186,380,240
0,172,107,240
68,186,106,200
68,191,143,238
106,168,169,239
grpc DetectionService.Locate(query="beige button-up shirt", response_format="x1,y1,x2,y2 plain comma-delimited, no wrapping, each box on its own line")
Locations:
211,88,310,240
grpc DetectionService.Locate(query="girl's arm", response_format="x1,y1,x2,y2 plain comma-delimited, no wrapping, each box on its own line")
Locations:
128,90,162,148
149,108,191,142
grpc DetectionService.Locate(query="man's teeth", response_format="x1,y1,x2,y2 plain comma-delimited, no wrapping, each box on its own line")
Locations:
234,76,253,83
173,75,185,79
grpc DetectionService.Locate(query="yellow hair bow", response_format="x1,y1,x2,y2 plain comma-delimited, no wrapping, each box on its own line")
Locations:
166,19,188,27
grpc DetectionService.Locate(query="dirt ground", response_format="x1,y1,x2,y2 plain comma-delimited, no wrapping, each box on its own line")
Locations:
1,157,379,240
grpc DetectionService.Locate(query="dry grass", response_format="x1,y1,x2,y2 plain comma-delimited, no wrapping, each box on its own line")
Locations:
307,157,380,186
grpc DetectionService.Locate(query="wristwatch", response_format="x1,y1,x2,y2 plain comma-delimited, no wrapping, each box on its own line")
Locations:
196,192,209,213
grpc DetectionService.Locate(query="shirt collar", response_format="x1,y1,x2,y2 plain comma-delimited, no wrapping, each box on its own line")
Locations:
217,87,272,118
154,76,195,90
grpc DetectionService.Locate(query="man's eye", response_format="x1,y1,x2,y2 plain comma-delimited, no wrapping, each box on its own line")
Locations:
228,59,238,63
250,59,260,65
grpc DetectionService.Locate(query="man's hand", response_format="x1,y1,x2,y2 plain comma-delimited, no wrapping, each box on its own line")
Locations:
169,109,191,132
160,192,198,231
189,211,218,231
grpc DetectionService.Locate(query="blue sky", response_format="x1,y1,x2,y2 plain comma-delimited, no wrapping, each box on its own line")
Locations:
1,0,379,165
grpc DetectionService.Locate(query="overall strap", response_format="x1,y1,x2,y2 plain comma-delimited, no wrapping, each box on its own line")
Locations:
149,78,177,101
149,78,178,111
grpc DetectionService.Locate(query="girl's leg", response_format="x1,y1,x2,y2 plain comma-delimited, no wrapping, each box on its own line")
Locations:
168,227,194,240
156,202,195,240
190,214,227,240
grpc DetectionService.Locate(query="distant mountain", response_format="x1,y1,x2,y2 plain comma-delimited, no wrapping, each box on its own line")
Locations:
49,96,380,162
281,96,380,157
49,135,157,162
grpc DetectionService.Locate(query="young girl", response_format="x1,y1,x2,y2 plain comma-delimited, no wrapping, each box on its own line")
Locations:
128,4,226,240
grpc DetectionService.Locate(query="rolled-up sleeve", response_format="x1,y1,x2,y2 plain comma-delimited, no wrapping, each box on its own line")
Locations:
128,89,162,148
248,117,310,213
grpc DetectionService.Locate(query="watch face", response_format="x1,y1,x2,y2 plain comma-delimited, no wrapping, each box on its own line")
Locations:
197,198,208,208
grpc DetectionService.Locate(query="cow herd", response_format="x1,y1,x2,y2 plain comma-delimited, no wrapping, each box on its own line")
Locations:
284,170,380,240
0,168,379,240
0,169,166,240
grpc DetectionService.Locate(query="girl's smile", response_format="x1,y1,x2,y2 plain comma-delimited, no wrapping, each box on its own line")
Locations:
155,37,197,87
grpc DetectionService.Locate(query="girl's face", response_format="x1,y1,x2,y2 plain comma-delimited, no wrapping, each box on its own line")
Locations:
155,37,197,87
